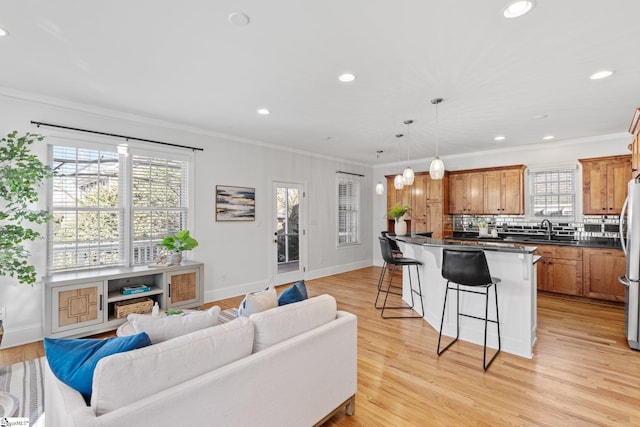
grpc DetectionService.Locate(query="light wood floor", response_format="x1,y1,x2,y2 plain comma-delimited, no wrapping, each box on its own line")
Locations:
3,266,640,425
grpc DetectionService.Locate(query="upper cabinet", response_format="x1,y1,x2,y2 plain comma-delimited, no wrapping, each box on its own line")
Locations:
385,172,450,238
483,167,525,214
630,107,640,178
579,155,631,215
449,165,525,215
449,172,484,214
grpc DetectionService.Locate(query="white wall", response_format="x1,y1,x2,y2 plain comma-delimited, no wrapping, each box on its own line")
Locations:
0,93,373,347
371,132,634,266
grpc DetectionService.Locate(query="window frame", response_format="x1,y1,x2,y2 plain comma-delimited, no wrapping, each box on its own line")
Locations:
336,173,361,247
47,136,194,274
527,165,577,221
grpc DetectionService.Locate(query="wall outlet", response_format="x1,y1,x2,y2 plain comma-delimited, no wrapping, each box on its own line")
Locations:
0,306,6,321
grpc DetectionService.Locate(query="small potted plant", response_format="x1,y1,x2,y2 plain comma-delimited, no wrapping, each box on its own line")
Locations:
387,203,411,235
156,229,199,264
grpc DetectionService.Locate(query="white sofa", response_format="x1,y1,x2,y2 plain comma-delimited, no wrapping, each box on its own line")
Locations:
44,294,357,427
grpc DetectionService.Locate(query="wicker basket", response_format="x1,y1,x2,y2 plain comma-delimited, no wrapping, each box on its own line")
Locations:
114,297,154,318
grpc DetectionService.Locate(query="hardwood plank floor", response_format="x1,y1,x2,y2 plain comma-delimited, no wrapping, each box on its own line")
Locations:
2,266,639,425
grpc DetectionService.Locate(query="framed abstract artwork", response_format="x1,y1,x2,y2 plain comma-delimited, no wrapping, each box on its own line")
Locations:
216,185,255,221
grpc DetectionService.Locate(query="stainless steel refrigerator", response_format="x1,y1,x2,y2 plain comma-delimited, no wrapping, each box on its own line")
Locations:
619,178,640,350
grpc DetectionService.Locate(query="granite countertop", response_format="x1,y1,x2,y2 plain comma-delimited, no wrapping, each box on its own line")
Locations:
446,232,622,250
395,235,538,254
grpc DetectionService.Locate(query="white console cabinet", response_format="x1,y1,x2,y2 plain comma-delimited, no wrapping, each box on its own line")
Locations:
43,261,204,338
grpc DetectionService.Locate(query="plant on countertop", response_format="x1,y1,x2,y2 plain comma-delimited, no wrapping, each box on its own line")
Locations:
388,203,411,222
156,229,199,253
0,131,53,285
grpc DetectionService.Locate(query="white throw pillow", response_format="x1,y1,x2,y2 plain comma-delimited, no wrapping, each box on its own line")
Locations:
128,306,221,344
250,294,337,352
91,317,254,416
237,285,278,317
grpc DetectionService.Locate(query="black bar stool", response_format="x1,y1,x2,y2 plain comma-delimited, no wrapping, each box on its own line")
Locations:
436,248,501,370
375,236,424,319
376,232,403,301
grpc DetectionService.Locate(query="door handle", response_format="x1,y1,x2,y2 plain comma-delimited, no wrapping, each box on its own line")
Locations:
620,196,629,255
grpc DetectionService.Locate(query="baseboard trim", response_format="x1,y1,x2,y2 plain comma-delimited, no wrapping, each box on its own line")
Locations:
0,323,43,349
204,261,373,303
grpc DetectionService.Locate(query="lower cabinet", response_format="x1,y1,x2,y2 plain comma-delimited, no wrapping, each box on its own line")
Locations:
44,261,204,338
167,268,202,308
583,248,626,302
536,245,583,296
52,281,105,334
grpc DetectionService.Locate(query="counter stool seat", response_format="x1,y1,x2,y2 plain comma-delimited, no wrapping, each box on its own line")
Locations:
376,236,424,319
437,248,501,370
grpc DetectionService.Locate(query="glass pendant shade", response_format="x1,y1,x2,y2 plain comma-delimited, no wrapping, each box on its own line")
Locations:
402,166,415,185
394,174,404,190
429,156,445,180
375,181,384,195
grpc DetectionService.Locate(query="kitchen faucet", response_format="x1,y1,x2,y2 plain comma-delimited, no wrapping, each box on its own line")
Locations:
540,219,552,240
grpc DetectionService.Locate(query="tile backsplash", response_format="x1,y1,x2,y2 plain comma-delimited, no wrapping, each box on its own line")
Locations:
453,214,621,241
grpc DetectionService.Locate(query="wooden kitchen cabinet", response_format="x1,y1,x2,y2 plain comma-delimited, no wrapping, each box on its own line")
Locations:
449,165,524,215
385,172,450,238
535,244,583,296
583,248,626,302
449,171,484,214
483,167,525,214
580,155,631,215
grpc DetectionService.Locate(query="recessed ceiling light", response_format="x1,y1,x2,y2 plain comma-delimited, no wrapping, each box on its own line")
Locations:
589,70,615,80
542,135,555,140
338,73,356,83
502,0,535,18
494,136,506,141
228,12,250,27
257,108,270,115
0,27,8,37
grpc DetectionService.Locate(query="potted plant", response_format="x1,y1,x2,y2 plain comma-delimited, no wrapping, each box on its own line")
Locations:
387,203,411,236
0,131,53,285
156,229,199,264
0,131,53,346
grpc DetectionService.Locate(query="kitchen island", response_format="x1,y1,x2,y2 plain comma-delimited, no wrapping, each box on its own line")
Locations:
393,235,539,359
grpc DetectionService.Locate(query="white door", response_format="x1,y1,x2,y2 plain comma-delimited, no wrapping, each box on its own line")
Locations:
272,181,305,285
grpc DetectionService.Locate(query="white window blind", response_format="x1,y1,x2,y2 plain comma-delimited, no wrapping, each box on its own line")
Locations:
48,146,123,272
337,175,360,245
131,155,188,264
48,145,190,273
529,168,576,219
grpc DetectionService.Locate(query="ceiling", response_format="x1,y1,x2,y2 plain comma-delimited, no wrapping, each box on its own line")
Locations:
1,1,639,165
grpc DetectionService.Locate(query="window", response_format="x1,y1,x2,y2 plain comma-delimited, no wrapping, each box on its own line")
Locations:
48,144,190,273
529,168,576,219
337,174,360,245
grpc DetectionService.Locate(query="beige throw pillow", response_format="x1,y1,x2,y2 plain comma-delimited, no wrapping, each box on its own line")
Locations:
127,306,221,343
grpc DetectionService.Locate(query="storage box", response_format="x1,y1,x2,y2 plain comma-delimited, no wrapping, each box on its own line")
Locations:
114,297,154,318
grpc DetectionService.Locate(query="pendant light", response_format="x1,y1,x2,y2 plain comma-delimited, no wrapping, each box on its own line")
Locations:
429,98,445,180
394,133,404,189
402,120,415,185
375,150,385,195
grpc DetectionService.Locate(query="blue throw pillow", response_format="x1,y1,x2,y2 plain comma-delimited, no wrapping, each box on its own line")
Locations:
44,332,152,401
278,280,308,306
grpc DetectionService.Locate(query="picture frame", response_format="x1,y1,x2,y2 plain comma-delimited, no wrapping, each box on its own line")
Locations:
216,185,255,221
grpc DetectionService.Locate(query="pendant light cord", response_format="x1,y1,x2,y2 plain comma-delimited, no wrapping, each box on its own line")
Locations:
435,103,439,157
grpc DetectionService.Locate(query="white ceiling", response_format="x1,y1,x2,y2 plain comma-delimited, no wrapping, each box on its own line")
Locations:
1,1,639,165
